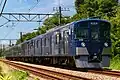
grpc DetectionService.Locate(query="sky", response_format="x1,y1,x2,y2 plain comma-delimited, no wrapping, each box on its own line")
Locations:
0,0,76,44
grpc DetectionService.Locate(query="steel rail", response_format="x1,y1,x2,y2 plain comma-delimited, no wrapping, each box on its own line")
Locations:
88,70,120,77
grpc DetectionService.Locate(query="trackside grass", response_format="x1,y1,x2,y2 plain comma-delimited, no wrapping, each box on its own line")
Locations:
0,61,39,80
110,55,120,70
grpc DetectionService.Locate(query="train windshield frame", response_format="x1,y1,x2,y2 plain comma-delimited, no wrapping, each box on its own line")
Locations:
74,21,89,40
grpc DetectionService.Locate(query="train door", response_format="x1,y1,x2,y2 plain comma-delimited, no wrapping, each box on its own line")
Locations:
45,36,49,55
51,33,55,55
27,42,29,56
24,43,28,56
30,40,35,56
42,38,45,55
43,37,47,55
49,35,52,55
54,32,59,55
21,44,25,56
27,42,30,56
35,40,39,56
63,30,69,54
40,38,42,55
55,32,61,55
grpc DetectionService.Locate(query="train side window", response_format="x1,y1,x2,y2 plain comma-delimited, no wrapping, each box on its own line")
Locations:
36,40,39,48
59,33,61,40
27,42,29,49
40,38,42,54
56,32,61,44
46,36,50,46
44,38,46,46
64,30,69,40
55,32,58,44
31,40,34,46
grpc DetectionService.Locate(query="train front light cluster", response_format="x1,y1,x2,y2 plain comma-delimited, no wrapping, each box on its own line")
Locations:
93,53,97,59
81,42,85,47
104,42,108,47
93,56,97,59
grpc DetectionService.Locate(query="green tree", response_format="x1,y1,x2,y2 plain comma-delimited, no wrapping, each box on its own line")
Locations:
43,13,70,27
75,0,84,13
73,0,118,20
110,7,120,55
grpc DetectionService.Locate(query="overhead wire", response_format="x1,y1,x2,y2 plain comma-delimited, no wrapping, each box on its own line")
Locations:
1,0,41,45
2,0,41,39
3,23,19,39
0,0,7,16
28,0,41,12
2,0,56,40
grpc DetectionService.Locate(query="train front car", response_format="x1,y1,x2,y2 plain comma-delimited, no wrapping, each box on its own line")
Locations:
73,19,111,68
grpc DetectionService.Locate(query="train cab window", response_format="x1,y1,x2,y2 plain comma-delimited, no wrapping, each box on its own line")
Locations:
75,28,88,39
99,22,110,41
74,22,88,40
91,27,98,40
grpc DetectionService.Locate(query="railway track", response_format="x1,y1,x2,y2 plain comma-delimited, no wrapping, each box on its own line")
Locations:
0,59,91,80
88,69,120,77
53,65,120,78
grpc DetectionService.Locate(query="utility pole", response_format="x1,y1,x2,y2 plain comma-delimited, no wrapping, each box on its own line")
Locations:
20,32,23,42
2,44,5,53
53,6,69,26
9,40,11,47
59,6,62,26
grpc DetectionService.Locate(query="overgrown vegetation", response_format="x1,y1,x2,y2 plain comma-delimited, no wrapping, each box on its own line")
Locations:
0,61,29,80
110,55,120,69
0,70,28,80
0,61,40,80
15,0,120,69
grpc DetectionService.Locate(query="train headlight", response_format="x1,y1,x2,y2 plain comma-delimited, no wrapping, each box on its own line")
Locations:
93,56,97,59
81,42,85,47
104,42,108,47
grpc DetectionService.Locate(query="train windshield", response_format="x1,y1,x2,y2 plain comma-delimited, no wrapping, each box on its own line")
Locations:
90,22,99,40
99,21,111,41
74,21,88,40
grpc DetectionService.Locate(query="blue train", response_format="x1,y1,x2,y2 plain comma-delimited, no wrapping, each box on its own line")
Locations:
5,17,111,68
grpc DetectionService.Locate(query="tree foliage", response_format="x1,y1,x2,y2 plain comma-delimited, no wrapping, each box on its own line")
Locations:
75,0,84,13
110,6,120,55
73,0,118,21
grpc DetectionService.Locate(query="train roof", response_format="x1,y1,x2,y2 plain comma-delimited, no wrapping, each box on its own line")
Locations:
74,18,110,24
46,22,74,33
46,18,110,33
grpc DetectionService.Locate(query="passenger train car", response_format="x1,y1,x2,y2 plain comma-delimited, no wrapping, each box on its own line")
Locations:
5,18,111,68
